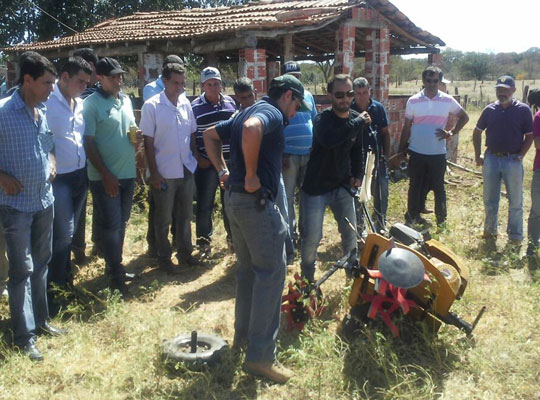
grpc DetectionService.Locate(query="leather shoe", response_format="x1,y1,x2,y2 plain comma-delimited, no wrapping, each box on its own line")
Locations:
243,360,294,384
38,321,68,337
21,342,44,361
177,255,201,267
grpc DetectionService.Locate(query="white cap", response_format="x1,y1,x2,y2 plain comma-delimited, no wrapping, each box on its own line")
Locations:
201,67,221,83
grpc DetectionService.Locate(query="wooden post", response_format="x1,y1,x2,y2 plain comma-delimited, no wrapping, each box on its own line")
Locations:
523,85,529,103
463,94,468,109
455,87,459,95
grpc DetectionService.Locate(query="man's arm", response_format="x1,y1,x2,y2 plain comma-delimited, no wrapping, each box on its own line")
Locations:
84,136,119,196
473,127,484,166
242,117,263,193
143,136,164,190
519,133,534,159
48,151,57,182
191,132,212,169
397,118,412,155
203,126,229,188
436,109,469,140
381,126,391,160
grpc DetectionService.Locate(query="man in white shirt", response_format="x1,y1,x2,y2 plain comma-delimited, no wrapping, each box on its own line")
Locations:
140,62,198,271
45,57,91,315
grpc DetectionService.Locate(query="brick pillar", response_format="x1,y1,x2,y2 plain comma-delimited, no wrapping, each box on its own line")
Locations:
6,59,18,90
334,22,355,76
138,53,163,94
428,53,443,68
239,48,267,94
267,61,280,83
283,35,293,62
364,26,390,103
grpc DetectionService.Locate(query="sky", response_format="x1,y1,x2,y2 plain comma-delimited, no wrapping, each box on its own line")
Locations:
389,0,540,54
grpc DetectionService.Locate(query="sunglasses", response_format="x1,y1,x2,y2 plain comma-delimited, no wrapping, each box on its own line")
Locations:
425,78,439,84
333,90,355,99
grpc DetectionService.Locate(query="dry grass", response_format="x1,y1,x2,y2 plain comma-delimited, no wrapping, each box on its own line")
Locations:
1,109,539,400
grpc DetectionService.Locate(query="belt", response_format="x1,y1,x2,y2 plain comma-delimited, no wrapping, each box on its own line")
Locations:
488,150,519,157
228,184,274,202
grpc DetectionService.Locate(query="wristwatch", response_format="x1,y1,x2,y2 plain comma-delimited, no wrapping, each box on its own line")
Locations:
218,169,228,178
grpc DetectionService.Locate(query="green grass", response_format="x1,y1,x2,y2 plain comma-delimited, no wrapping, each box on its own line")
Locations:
1,110,539,399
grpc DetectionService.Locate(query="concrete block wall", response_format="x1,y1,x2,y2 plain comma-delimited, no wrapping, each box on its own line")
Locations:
334,22,356,76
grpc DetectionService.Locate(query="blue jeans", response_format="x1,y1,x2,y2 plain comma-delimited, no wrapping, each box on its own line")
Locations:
300,187,358,282
282,154,310,240
152,172,195,261
89,179,135,277
527,170,540,251
483,151,524,240
49,167,88,286
0,205,53,346
0,227,7,292
225,190,286,362
194,165,230,246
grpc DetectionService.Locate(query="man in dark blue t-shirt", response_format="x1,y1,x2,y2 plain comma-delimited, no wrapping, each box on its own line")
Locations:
203,75,310,384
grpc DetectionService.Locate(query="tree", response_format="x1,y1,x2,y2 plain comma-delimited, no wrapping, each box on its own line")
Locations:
458,52,492,81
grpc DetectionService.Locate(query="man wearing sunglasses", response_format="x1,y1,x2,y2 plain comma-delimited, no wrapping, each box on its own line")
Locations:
300,74,370,283
398,65,469,228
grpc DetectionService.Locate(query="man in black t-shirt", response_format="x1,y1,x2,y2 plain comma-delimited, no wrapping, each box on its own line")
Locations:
300,74,370,282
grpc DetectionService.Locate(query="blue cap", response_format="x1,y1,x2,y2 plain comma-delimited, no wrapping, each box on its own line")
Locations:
495,75,515,89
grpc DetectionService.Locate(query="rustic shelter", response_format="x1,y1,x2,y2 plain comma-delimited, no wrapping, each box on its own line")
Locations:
4,0,445,148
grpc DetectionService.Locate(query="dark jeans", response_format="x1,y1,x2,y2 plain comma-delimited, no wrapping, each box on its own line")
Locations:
0,205,53,346
194,165,230,247
407,151,447,224
89,179,135,278
49,167,88,287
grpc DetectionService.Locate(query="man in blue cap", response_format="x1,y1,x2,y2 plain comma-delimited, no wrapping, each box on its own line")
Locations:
473,75,533,249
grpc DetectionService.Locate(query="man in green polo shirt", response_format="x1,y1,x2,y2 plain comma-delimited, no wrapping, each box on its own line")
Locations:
83,57,137,294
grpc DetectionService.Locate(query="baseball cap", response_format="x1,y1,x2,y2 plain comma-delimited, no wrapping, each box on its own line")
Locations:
495,75,515,89
201,67,221,83
283,61,301,75
270,74,311,112
95,57,126,76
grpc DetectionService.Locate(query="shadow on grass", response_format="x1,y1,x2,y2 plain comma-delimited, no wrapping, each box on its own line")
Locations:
174,264,236,311
339,315,466,399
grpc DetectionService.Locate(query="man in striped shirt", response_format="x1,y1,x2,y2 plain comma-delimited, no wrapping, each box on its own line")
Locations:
398,65,469,227
191,67,236,256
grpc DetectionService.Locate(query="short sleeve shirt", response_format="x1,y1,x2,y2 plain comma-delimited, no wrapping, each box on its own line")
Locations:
83,89,136,181
533,110,540,171
191,93,237,161
476,99,533,154
215,97,285,198
0,90,54,212
140,91,197,178
405,90,462,155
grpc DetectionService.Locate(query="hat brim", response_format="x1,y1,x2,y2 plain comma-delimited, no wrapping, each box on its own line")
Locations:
108,68,126,75
495,83,514,89
201,76,222,83
298,98,312,112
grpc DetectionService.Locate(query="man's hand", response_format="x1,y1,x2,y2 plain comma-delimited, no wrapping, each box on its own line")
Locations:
475,155,484,166
219,172,229,190
197,157,212,169
149,172,165,191
435,128,452,141
244,175,261,193
48,153,57,182
359,111,372,125
0,171,23,195
350,177,362,188
102,172,119,197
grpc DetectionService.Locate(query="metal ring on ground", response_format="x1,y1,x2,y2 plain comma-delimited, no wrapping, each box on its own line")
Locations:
162,332,228,365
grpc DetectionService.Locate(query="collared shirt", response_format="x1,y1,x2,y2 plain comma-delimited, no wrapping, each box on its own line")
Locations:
215,97,285,198
191,93,237,161
283,90,317,155
83,88,136,181
476,99,533,154
0,89,54,212
405,90,462,155
45,84,86,174
140,91,197,178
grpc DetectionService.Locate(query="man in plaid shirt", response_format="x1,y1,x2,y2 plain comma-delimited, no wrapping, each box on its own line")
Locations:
0,52,68,361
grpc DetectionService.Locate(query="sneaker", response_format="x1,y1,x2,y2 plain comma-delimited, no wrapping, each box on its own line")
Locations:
243,360,294,384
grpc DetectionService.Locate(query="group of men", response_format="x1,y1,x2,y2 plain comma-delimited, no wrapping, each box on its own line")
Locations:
0,48,537,384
